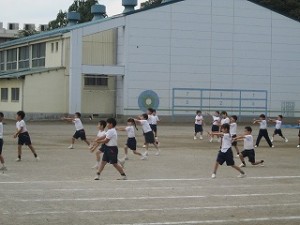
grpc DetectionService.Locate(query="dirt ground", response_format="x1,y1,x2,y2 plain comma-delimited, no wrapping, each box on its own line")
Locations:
0,120,300,225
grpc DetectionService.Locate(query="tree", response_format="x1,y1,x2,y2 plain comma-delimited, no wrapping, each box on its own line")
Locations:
18,29,39,38
140,0,162,8
48,0,98,30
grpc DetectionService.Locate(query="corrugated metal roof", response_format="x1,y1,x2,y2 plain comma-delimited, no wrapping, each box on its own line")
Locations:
0,0,185,49
0,67,65,79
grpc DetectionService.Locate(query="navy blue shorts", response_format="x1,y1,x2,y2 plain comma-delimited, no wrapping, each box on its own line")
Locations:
18,132,32,146
231,134,237,146
102,146,118,164
126,137,137,150
216,148,235,166
150,124,157,133
0,139,3,154
274,129,283,137
241,149,255,163
73,129,87,140
195,124,203,133
98,144,106,153
212,125,219,132
144,131,155,144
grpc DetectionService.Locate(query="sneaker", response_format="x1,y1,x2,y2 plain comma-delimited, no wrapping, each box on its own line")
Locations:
155,150,160,156
94,176,100,180
211,173,216,179
35,156,40,161
117,175,127,180
254,145,258,148
239,163,246,168
193,136,197,140
271,145,275,148
119,159,125,168
142,145,146,148
141,155,147,160
15,158,21,162
143,152,148,157
237,173,246,178
297,145,300,148
0,166,7,171
236,154,240,158
285,138,288,143
199,135,203,140
260,160,265,167
68,145,74,149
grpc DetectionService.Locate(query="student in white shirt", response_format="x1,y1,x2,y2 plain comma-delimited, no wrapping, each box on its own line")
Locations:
297,120,300,148
194,110,204,140
152,109,160,144
0,112,6,171
230,115,240,156
94,118,127,180
253,114,274,148
117,118,147,160
233,126,264,167
135,113,160,156
13,111,39,162
209,111,221,142
269,115,288,143
209,123,246,179
62,112,90,149
220,111,230,126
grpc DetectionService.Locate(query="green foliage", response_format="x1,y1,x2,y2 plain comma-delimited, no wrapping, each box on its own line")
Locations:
141,0,162,8
48,0,98,30
18,29,39,38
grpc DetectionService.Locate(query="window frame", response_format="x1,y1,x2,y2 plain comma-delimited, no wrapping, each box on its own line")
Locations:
11,87,20,102
83,75,108,88
18,46,30,69
32,43,46,68
6,48,17,70
1,88,8,102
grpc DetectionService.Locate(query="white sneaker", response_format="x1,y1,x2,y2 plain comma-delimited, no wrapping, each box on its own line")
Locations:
211,173,216,179
141,155,147,160
16,158,21,162
143,152,148,156
297,145,300,148
285,138,288,143
155,150,160,156
194,136,197,140
254,145,258,148
271,145,275,148
239,163,246,168
117,175,127,180
0,166,7,171
68,145,74,149
94,175,100,180
199,135,203,140
35,156,40,161
142,145,146,148
237,173,246,178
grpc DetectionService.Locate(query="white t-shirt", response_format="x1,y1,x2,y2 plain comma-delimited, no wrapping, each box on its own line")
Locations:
147,115,154,125
0,122,3,139
125,126,135,138
221,133,232,153
140,120,152,133
73,118,84,131
244,135,254,150
221,117,230,125
275,120,282,129
212,116,220,126
16,120,28,133
105,128,118,146
195,115,203,125
152,115,160,125
259,120,267,129
230,123,237,136
97,130,106,138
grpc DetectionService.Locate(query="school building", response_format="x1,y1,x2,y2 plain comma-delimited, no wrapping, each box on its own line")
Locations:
0,0,300,120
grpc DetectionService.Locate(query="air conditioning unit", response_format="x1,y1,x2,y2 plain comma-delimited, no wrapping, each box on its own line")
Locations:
8,23,19,30
39,24,48,31
24,23,35,30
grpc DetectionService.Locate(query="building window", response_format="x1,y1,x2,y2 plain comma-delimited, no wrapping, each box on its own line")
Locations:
0,51,5,71
84,75,108,87
11,88,20,102
1,88,8,102
56,42,59,52
51,43,54,53
32,43,46,67
18,46,29,69
6,49,17,70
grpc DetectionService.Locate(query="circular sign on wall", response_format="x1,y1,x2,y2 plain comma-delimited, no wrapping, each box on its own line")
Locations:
138,90,160,112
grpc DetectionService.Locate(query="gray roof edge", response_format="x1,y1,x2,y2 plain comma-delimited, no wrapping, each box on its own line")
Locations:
0,67,65,79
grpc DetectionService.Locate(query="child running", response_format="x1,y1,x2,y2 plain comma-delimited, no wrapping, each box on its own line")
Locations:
209,111,221,142
253,114,274,148
230,115,240,156
210,123,246,179
62,112,90,149
297,120,300,148
13,111,39,162
135,114,160,156
117,118,147,160
269,115,288,143
194,110,204,140
90,120,107,169
93,118,127,180
233,126,264,168
220,111,230,125
0,112,7,171
152,109,160,145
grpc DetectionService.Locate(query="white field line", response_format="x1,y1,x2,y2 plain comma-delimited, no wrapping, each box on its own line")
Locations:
2,203,300,216
108,216,300,225
0,175,300,184
4,192,300,202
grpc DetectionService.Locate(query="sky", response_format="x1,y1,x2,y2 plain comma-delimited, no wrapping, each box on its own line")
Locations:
0,0,145,28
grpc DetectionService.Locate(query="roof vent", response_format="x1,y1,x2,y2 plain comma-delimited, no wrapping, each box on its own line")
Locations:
161,0,174,3
24,23,35,30
39,24,49,31
67,11,80,26
122,0,137,13
91,4,106,20
8,23,19,30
